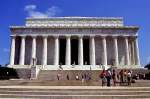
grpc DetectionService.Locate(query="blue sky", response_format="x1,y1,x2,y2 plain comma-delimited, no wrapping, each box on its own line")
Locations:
0,0,150,66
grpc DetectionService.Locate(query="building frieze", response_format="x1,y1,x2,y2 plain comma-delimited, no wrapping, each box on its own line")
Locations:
10,28,137,36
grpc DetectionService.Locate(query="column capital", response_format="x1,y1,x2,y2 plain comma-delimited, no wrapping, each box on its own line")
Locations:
89,35,95,38
101,35,107,39
131,35,138,39
78,36,83,39
112,36,118,39
42,35,48,38
124,36,129,39
32,35,37,38
20,35,26,38
66,35,71,38
53,35,59,39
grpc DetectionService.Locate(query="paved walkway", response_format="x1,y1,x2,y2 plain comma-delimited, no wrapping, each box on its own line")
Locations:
0,86,150,89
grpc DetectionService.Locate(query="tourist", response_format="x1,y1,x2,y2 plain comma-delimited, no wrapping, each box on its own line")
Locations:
127,70,132,86
75,74,79,80
106,69,112,87
124,69,128,85
100,69,107,86
112,69,117,86
81,74,85,83
119,69,124,86
57,73,61,80
59,64,63,70
88,72,91,80
67,74,69,80
84,73,87,80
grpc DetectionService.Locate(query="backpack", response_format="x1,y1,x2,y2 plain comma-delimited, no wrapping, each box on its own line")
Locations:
100,72,106,78
106,71,111,79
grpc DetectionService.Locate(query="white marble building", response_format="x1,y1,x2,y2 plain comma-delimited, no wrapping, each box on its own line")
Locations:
9,17,140,70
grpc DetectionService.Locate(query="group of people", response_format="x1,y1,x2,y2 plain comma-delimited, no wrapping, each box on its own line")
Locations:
57,64,133,86
57,72,91,82
100,69,132,86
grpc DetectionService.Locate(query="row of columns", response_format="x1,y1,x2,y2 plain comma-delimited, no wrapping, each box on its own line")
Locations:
10,35,140,66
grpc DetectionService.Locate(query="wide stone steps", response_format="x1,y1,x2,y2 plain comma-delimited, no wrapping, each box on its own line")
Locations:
0,86,150,99
37,69,150,81
0,80,150,86
38,70,100,80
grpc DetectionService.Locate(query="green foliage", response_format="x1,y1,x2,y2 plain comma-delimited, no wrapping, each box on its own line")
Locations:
0,67,18,80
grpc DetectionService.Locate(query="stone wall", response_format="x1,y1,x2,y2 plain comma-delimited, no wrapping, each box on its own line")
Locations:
16,68,31,79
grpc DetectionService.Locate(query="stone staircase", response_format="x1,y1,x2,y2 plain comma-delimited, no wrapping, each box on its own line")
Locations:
0,86,150,99
37,69,150,81
38,70,103,80
0,69,149,98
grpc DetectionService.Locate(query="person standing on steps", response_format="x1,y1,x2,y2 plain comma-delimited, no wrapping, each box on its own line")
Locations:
100,69,107,86
106,69,112,87
112,69,117,86
127,70,132,86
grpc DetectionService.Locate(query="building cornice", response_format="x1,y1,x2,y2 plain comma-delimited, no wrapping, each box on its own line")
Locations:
10,26,139,29
26,17,123,21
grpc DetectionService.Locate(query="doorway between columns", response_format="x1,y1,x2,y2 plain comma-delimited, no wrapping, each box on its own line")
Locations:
71,39,78,65
14,36,21,65
59,39,66,65
83,38,90,65
58,37,90,65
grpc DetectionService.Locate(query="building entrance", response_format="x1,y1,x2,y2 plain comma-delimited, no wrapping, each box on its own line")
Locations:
71,39,78,65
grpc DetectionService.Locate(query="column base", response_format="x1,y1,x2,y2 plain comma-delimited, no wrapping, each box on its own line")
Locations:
7,64,142,70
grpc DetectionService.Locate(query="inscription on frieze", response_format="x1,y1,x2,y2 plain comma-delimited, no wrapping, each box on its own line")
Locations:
12,28,137,35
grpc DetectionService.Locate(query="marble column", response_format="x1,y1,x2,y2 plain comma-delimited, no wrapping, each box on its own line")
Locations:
65,36,71,65
31,36,36,63
54,36,59,65
10,36,16,65
135,37,140,65
131,39,135,65
125,36,130,65
42,36,48,65
102,36,107,66
78,36,83,65
19,36,26,65
90,36,96,65
113,36,119,66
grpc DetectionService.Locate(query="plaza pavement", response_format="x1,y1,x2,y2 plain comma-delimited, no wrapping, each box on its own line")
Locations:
0,80,150,98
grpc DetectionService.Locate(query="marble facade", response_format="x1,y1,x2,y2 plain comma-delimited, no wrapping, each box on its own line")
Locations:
9,17,140,70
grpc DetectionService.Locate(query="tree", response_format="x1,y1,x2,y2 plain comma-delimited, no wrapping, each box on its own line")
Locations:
145,63,150,70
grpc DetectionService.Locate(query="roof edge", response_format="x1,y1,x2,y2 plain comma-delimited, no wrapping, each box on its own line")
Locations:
26,17,123,20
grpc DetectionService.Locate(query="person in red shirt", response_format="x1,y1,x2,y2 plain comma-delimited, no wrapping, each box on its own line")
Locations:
100,69,107,86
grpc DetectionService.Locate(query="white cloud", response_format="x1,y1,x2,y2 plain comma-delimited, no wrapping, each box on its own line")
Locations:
24,5,36,11
24,5,61,18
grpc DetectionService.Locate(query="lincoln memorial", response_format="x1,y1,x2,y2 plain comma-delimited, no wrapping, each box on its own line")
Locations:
9,17,140,71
